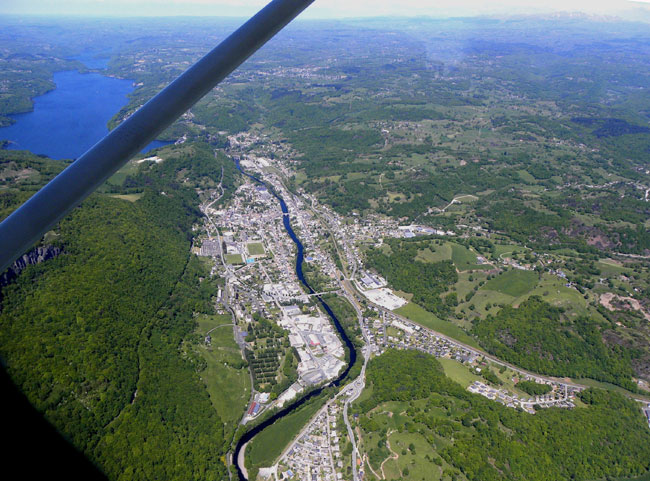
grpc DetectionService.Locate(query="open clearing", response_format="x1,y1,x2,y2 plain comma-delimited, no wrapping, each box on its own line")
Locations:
438,358,482,388
108,193,143,202
416,242,452,263
483,269,539,297
450,243,490,271
194,315,250,427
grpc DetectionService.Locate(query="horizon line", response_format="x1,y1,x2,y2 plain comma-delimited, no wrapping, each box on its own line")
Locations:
1,10,649,21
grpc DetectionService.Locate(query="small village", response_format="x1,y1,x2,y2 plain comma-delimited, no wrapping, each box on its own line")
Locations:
360,306,583,414
275,401,345,481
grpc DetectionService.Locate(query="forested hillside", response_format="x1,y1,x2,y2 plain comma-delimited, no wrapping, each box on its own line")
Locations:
1,15,649,480
365,237,458,318
355,349,650,481
0,144,239,479
473,296,637,391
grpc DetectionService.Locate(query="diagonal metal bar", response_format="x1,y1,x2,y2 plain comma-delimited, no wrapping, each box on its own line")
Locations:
0,0,315,273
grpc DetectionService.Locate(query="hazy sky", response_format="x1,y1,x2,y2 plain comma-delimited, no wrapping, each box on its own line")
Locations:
2,0,650,18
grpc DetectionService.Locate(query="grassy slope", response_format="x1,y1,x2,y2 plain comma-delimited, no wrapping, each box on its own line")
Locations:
195,315,251,429
451,243,490,271
1,147,243,480
438,358,483,388
247,397,325,468
416,242,452,263
483,269,539,297
395,302,479,348
357,350,650,481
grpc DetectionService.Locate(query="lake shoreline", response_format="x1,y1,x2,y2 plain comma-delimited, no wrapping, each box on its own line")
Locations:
0,59,167,160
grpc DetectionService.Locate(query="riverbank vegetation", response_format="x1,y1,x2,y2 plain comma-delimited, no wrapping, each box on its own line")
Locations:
245,394,327,480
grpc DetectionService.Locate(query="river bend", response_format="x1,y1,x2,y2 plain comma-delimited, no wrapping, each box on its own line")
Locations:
232,162,358,480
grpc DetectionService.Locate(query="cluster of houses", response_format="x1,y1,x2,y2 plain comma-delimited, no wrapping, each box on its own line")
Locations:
278,402,345,481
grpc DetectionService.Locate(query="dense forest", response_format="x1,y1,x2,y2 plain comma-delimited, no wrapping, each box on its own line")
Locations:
473,296,637,391
357,349,650,481
0,146,239,479
365,238,458,319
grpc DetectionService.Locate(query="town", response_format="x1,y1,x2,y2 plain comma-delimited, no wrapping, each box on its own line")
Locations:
189,130,647,481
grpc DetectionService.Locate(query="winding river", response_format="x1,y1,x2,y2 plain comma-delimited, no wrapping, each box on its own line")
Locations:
233,162,358,480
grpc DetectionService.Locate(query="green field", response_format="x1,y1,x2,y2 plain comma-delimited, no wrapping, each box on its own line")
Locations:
388,429,456,481
386,325,402,338
484,269,539,297
450,243,489,271
493,243,529,257
527,275,591,317
415,242,451,263
225,253,244,264
247,397,325,468
453,271,488,302
394,302,479,348
597,259,632,277
438,358,482,388
194,315,250,429
461,288,516,317
517,169,537,183
108,193,143,202
196,314,232,336
247,242,265,256
464,272,590,319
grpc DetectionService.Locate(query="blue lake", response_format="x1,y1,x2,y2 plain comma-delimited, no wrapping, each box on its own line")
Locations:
70,52,111,70
0,69,170,160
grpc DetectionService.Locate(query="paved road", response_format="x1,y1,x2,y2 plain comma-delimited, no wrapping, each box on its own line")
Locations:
271,280,370,481
337,279,372,481
341,279,591,390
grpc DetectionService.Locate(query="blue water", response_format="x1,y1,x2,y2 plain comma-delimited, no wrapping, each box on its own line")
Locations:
233,161,357,481
70,52,111,70
0,70,170,160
